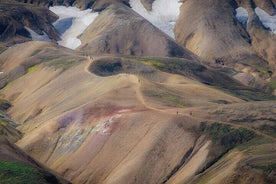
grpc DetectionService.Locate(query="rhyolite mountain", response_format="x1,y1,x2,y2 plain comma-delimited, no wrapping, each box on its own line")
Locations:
0,1,59,44
0,0,275,184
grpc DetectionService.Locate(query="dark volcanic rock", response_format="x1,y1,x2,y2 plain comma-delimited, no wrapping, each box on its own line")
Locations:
8,0,75,7
92,0,130,11
0,2,59,45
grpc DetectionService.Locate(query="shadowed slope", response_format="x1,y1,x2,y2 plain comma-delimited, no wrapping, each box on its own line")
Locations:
0,99,70,184
0,2,59,45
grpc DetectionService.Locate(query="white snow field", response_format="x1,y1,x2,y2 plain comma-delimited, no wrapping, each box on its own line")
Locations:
50,6,98,49
255,7,276,34
235,7,276,34
235,7,248,25
129,0,182,39
25,27,51,41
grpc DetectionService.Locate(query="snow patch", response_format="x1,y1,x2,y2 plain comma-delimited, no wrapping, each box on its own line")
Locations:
235,7,248,25
50,6,98,49
255,7,276,34
25,27,50,41
129,0,181,39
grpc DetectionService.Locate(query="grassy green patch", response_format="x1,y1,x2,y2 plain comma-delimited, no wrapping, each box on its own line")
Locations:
268,80,276,90
140,58,205,74
47,58,78,70
0,161,60,184
237,136,273,154
27,65,39,73
131,56,276,101
239,57,272,78
258,124,276,137
30,49,42,57
0,47,7,54
199,122,255,152
253,163,276,172
40,55,60,61
210,100,230,104
212,109,226,115
143,89,188,107
230,89,276,101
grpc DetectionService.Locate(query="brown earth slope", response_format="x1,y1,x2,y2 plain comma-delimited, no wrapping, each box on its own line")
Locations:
0,41,275,184
0,98,70,184
175,0,275,91
78,3,192,58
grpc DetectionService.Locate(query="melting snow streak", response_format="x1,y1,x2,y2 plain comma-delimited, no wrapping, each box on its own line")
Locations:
235,7,248,25
25,27,50,41
50,6,98,49
129,0,181,39
255,7,276,34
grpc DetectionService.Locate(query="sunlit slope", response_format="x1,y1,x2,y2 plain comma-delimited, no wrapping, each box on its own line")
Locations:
0,41,275,184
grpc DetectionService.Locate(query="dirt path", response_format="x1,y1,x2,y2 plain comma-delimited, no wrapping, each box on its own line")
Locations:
84,58,275,142
134,78,276,141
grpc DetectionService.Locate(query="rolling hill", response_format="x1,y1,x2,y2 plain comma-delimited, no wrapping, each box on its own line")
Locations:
0,0,275,184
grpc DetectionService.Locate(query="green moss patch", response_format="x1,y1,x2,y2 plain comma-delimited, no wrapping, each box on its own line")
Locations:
30,49,42,57
199,122,255,152
268,80,276,90
143,89,188,108
47,58,79,70
0,47,7,54
27,65,39,73
0,161,61,184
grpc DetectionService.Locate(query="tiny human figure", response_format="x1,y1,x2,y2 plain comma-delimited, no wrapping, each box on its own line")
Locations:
177,110,179,115
190,111,192,116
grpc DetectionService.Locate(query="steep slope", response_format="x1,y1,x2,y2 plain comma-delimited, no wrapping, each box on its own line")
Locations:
0,99,70,184
0,1,275,183
78,3,191,58
235,0,276,93
174,0,275,91
237,0,276,68
0,41,275,184
175,0,255,63
49,6,98,49
0,2,59,45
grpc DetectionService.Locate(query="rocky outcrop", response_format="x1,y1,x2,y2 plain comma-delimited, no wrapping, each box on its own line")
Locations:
7,0,127,10
237,0,276,14
236,0,276,70
0,2,59,45
140,0,155,11
92,0,130,11
175,0,255,63
234,0,276,91
79,3,194,58
6,0,75,7
74,0,96,9
174,0,274,90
